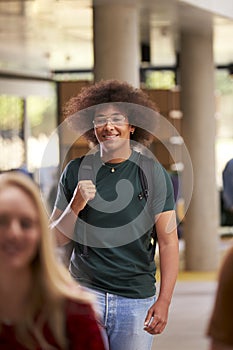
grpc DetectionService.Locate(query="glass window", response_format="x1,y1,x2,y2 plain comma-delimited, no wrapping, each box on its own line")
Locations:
0,95,24,170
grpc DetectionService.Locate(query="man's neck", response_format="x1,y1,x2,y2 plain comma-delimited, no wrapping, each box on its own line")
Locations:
101,148,132,164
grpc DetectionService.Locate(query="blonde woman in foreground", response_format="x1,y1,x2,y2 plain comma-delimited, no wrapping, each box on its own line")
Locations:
0,171,106,350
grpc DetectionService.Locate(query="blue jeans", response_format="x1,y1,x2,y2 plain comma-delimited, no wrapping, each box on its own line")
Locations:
85,287,156,350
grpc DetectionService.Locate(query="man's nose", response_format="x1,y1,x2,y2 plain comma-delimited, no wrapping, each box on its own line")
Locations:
104,119,114,128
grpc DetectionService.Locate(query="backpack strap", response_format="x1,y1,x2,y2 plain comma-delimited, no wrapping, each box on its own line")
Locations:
77,154,96,258
78,154,95,182
62,155,95,264
138,154,157,262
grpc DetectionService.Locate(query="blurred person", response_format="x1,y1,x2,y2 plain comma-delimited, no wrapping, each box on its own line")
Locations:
50,79,179,350
207,245,233,350
0,171,106,350
222,158,233,226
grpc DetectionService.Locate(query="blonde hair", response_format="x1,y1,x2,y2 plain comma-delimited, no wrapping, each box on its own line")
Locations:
0,171,94,349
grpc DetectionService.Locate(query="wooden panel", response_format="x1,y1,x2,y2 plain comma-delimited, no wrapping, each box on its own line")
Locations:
57,80,91,122
57,81,91,165
142,89,169,114
168,88,181,110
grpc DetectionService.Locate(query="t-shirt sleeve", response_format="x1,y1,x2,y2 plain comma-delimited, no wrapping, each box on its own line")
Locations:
151,163,175,215
207,247,233,346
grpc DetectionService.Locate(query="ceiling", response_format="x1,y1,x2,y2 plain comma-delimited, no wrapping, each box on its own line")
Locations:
0,0,233,77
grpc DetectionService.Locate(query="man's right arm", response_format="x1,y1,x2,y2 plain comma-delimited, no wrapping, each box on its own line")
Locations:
50,206,78,246
50,180,96,246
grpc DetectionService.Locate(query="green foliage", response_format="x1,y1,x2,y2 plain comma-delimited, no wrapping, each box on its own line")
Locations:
145,70,176,89
0,95,23,130
215,70,233,94
27,96,55,128
0,95,57,136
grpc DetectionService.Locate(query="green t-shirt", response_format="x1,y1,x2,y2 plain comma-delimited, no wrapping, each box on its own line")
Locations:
55,150,175,298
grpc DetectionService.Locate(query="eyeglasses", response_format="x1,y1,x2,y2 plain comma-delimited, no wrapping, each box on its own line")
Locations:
93,113,127,128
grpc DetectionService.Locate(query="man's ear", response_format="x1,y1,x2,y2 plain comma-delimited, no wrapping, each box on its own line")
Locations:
130,126,135,134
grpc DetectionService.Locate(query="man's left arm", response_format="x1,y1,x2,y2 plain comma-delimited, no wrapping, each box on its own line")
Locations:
144,210,179,335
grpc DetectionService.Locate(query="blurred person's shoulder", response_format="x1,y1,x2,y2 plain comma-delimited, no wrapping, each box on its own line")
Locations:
64,284,96,320
220,247,233,280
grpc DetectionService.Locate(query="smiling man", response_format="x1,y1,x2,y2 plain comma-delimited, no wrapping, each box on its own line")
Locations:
50,79,179,350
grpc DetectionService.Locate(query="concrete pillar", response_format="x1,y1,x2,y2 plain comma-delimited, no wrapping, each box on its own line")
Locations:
93,2,140,87
180,27,219,270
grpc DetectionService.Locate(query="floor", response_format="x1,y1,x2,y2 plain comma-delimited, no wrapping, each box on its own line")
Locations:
152,279,217,350
151,235,233,350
